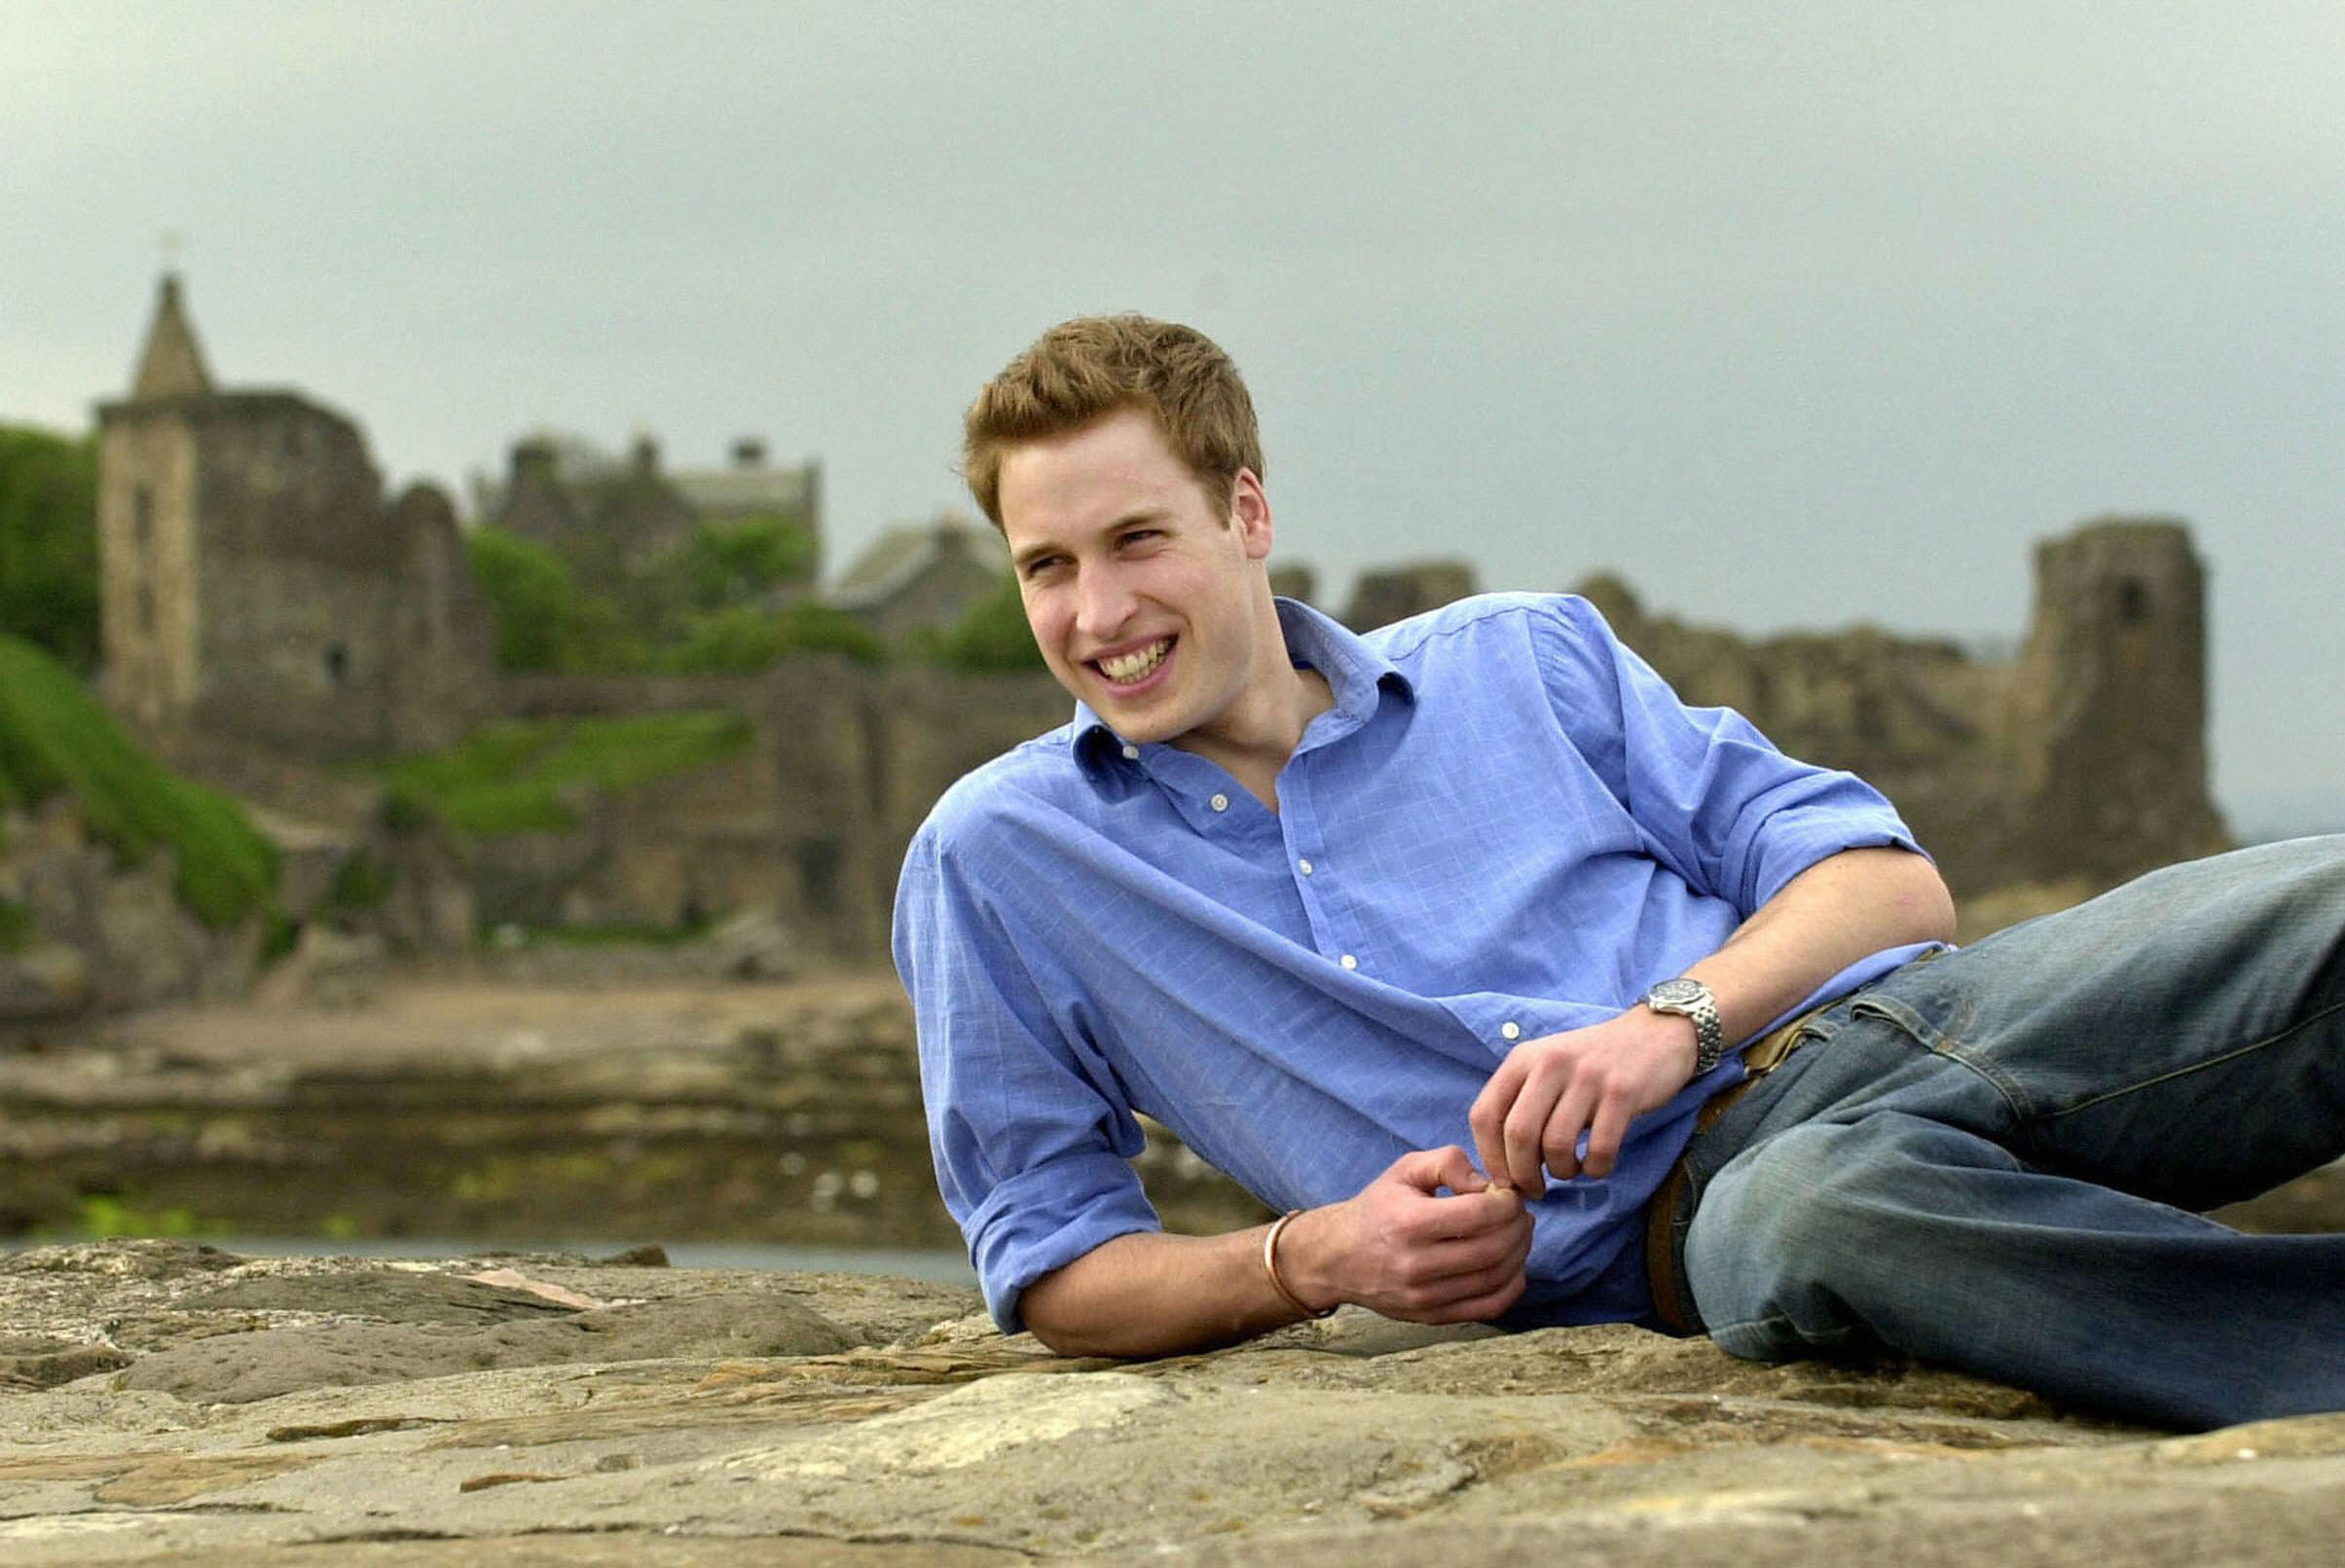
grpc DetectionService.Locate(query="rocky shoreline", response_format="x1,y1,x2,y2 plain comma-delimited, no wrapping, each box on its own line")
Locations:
2,973,2340,1563
1,1239,2340,1566
0,975,1265,1249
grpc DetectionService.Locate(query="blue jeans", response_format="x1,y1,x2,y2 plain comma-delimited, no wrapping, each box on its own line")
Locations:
1670,836,2345,1430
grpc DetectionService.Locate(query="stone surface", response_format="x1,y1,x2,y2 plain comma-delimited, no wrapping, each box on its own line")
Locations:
0,1241,2337,1566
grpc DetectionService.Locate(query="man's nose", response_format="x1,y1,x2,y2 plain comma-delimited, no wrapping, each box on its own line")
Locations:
1074,568,1135,639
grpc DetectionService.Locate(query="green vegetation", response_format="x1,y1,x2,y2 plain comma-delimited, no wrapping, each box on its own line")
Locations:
0,894,34,953
384,710,754,835
928,577,1046,673
68,1193,219,1240
464,527,624,673
670,600,887,674
681,513,819,611
0,423,100,672
0,634,277,927
326,852,393,912
467,514,834,676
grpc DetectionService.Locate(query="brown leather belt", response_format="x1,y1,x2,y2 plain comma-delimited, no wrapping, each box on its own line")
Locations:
1642,1003,1827,1335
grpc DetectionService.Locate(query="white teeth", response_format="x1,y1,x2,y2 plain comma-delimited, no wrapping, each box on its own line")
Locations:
1097,638,1170,682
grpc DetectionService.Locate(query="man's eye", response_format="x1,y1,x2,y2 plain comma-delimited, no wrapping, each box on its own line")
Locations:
1119,529,1161,547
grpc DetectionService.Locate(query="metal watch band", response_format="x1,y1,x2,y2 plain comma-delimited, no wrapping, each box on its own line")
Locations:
1643,978,1725,1075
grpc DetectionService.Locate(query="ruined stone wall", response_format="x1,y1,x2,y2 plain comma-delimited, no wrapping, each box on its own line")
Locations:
1575,519,2225,893
0,800,263,1032
454,518,2218,958
385,484,497,753
497,673,766,719
132,501,2218,963
93,409,202,729
196,549,402,756
461,661,1067,962
98,385,497,764
2011,521,2225,884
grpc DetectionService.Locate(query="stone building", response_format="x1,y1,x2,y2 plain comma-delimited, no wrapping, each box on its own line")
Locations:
1341,559,1481,630
1580,518,2228,895
480,431,824,593
94,276,493,759
826,513,1008,644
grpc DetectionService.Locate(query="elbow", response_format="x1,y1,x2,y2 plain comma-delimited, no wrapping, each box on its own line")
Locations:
1899,855,1959,946
1015,1269,1119,1358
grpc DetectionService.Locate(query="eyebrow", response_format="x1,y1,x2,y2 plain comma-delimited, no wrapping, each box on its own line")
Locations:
1009,508,1167,574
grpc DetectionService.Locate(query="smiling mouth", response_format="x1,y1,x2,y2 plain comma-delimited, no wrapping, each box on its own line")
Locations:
1093,637,1172,685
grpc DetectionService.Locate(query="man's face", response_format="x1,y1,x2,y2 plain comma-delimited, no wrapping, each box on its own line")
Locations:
997,407,1274,748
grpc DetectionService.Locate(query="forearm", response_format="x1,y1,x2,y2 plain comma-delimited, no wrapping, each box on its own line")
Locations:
1019,1150,1532,1357
1471,845,1954,1186
1018,1223,1317,1359
1680,846,1955,1048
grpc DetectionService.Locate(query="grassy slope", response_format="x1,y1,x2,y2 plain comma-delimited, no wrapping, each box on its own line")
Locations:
0,635,276,927
383,711,754,835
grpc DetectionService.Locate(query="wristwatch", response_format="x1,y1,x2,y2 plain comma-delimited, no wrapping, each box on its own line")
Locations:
1641,977,1725,1075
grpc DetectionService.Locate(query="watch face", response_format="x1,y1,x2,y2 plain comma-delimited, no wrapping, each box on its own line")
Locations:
1649,979,1706,1007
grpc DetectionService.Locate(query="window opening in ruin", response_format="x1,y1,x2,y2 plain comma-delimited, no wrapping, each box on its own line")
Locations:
2117,578,2149,625
324,643,350,689
133,487,153,544
137,583,157,635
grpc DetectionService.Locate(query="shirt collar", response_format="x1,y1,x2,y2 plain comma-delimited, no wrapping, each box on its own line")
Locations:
1069,597,1416,775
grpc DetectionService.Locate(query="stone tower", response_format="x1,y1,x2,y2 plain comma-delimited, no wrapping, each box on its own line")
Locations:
95,275,491,758
2015,518,2227,883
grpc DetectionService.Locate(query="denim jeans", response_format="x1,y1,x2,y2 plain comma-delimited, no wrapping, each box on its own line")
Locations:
1669,835,2345,1430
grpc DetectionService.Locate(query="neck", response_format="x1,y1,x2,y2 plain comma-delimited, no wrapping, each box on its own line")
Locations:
1171,602,1334,810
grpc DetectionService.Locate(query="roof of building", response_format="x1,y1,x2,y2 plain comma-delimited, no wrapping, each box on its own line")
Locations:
827,514,1006,610
669,463,815,518
131,274,214,399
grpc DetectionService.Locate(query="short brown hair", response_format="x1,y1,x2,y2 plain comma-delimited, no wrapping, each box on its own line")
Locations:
961,314,1264,528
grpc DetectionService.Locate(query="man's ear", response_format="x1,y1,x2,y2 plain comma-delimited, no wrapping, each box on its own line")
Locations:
1230,468,1272,561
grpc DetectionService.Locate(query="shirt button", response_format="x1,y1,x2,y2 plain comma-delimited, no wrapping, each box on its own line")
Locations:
1210,793,1229,812
1298,858,1314,876
1121,744,1140,760
1501,1021,1521,1041
1339,954,1358,970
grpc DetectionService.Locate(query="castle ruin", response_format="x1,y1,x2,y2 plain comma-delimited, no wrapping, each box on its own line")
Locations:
82,279,2230,966
94,276,494,759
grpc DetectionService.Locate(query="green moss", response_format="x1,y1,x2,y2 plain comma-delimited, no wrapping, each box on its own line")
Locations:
668,600,888,674
930,577,1046,673
72,1194,219,1240
0,635,277,927
0,423,100,673
0,895,34,954
384,711,754,837
326,853,393,911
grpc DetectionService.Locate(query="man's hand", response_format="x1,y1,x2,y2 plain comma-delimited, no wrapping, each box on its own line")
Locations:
1469,1007,1700,1190
1279,1148,1532,1323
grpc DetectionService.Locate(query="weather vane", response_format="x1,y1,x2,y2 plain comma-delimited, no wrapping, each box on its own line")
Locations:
160,228,187,273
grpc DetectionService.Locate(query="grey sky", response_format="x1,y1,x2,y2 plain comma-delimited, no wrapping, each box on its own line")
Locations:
4,0,2338,833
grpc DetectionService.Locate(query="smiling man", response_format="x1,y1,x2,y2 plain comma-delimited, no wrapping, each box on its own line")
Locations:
893,314,2345,1431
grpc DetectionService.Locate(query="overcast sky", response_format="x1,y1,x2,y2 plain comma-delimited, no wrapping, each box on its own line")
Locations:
4,1,2338,834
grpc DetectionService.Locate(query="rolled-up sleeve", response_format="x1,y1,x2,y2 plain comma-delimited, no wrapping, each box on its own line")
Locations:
894,825,1161,1331
1534,597,1925,917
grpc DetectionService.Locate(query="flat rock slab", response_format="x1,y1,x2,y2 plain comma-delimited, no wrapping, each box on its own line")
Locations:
1,1242,2337,1566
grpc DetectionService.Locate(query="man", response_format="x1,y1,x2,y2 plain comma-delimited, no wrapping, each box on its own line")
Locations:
895,314,2343,1431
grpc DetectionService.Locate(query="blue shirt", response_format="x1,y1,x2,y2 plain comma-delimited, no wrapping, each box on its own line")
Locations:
895,593,1933,1332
